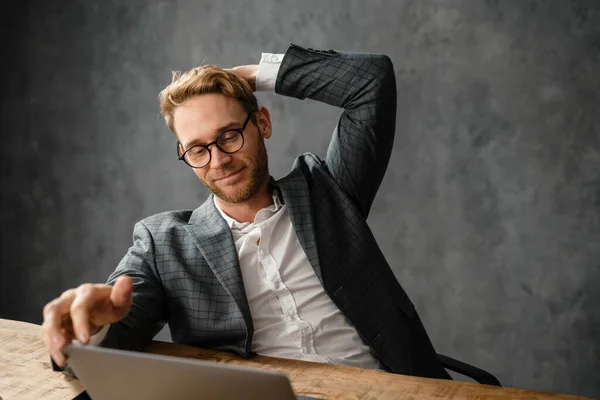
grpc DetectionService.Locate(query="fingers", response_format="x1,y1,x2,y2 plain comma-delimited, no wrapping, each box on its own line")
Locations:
225,65,258,91
68,277,134,343
110,275,134,312
42,278,131,367
70,283,112,345
42,289,76,366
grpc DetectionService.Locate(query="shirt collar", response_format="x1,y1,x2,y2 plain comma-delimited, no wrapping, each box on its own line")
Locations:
213,191,284,230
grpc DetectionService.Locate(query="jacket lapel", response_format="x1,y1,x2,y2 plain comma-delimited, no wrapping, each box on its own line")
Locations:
277,172,323,284
181,175,322,338
184,196,253,335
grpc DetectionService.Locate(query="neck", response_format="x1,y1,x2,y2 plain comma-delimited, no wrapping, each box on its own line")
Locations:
215,175,273,223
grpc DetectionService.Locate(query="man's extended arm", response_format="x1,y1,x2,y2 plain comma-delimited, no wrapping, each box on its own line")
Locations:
48,221,165,372
98,221,167,350
275,44,397,217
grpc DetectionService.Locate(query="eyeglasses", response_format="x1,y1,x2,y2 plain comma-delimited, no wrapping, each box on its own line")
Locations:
177,113,252,168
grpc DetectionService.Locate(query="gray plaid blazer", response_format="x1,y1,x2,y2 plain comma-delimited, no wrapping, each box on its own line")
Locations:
99,44,448,379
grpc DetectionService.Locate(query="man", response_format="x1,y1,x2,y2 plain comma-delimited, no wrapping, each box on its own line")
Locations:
43,44,450,379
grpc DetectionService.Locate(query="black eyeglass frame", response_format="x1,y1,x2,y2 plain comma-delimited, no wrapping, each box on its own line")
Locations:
177,113,253,168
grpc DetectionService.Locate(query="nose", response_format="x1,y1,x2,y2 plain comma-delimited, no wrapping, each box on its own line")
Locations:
209,146,232,169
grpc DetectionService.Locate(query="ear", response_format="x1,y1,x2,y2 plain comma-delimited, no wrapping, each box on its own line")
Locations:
256,106,272,139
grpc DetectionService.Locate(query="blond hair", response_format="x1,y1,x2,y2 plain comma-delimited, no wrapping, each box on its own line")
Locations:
159,65,258,134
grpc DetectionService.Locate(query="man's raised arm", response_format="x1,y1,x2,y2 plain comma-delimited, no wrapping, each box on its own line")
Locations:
275,44,397,217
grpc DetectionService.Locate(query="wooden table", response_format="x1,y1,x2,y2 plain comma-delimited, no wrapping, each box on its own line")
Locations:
0,318,589,400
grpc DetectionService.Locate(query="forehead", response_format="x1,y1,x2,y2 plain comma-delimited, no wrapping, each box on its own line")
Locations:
174,93,246,145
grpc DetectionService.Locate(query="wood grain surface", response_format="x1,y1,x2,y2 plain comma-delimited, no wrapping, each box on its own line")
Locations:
0,319,589,399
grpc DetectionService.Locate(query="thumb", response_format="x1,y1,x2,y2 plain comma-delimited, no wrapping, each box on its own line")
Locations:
110,275,133,311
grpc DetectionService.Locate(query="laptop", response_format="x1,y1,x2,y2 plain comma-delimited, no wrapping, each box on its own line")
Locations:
63,343,319,400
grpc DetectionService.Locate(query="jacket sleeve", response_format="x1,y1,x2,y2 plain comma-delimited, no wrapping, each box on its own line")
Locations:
99,221,167,351
275,44,397,217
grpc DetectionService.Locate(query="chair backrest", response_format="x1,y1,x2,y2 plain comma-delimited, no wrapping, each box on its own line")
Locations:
438,353,501,386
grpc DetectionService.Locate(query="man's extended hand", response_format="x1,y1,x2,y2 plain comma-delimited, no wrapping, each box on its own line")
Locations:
225,64,259,92
41,275,133,367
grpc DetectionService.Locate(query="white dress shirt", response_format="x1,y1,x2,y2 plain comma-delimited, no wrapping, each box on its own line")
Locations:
214,193,382,370
91,52,383,371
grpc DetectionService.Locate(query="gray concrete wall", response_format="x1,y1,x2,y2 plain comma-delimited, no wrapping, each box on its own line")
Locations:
1,0,599,397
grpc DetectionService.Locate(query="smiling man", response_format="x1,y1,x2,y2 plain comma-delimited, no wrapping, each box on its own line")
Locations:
42,44,451,379
168,72,273,221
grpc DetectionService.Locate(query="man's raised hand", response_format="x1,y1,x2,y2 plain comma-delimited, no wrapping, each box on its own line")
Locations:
225,64,259,91
41,275,133,366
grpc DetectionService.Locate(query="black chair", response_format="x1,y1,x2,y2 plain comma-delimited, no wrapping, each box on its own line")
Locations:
438,353,502,386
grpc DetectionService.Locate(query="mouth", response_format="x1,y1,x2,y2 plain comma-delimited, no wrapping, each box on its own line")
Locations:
214,167,244,183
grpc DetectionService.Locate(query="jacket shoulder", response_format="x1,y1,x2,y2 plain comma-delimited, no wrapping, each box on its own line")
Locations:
290,152,341,185
292,152,324,173
137,209,194,233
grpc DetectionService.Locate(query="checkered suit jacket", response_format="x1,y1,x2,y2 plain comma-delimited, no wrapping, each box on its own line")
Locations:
95,44,449,379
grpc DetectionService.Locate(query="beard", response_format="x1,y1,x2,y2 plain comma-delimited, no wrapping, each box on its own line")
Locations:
203,138,269,204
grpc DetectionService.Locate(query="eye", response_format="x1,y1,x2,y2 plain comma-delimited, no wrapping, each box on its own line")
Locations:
219,130,239,143
189,146,207,156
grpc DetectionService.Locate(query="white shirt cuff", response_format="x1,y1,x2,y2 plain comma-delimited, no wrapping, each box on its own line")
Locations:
255,53,284,92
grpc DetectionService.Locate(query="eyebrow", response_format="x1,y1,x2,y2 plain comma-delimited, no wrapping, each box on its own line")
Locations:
182,119,244,149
